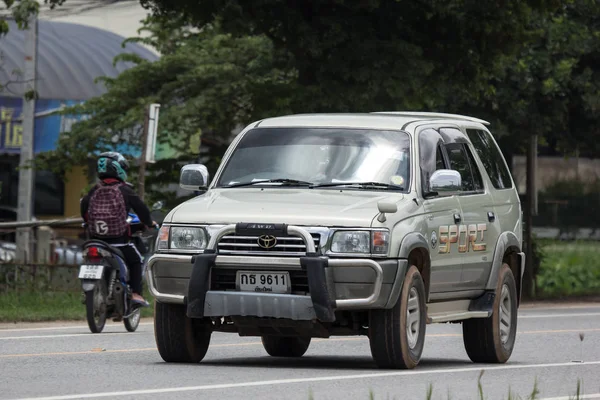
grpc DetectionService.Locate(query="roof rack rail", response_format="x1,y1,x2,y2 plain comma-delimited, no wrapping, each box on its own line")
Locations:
372,111,490,126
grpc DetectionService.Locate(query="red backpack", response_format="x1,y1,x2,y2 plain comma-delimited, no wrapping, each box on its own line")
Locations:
87,182,128,238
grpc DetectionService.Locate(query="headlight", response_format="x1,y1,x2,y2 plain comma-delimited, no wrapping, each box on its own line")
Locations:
330,230,389,255
170,227,207,250
156,226,208,251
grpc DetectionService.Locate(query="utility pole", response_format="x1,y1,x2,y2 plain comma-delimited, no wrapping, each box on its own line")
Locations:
137,103,160,201
523,134,538,299
137,105,150,201
15,13,38,263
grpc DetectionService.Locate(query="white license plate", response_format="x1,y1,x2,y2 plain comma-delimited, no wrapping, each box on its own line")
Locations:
78,264,104,279
236,271,291,294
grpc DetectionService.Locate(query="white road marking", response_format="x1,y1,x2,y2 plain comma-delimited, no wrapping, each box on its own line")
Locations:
540,394,600,400
520,312,600,319
0,332,141,340
521,304,600,310
8,360,600,400
0,322,153,333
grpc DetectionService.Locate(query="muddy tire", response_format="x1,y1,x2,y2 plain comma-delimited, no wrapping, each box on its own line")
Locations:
154,301,212,363
368,265,427,369
462,263,518,363
261,336,311,357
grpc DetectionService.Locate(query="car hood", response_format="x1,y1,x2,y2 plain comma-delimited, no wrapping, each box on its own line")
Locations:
168,188,405,227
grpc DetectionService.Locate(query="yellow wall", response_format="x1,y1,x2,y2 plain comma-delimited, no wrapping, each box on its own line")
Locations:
33,166,89,240
63,166,90,218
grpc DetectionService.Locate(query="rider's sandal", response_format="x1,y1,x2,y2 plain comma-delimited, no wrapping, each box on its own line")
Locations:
131,298,150,307
131,294,150,307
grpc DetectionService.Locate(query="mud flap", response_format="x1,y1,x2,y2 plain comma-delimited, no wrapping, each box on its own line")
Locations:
186,250,216,318
300,253,336,323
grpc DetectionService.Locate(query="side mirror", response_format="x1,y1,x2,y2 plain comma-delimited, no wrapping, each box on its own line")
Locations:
179,164,209,191
376,200,397,223
429,169,462,196
152,201,164,210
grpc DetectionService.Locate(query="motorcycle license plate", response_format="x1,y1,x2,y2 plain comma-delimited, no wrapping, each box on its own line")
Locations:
78,264,104,279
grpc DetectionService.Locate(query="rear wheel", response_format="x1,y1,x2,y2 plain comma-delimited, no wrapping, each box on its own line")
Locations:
462,263,518,363
261,336,311,357
368,265,427,369
85,279,107,333
154,301,212,363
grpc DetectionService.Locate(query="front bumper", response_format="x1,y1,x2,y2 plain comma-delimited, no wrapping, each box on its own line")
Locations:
146,224,405,322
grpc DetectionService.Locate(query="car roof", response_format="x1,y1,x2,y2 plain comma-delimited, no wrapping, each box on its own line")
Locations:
254,112,490,132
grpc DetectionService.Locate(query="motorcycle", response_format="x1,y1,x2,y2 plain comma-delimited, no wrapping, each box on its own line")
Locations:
78,212,159,333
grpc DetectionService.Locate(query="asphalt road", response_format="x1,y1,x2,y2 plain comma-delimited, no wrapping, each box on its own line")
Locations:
1,303,600,400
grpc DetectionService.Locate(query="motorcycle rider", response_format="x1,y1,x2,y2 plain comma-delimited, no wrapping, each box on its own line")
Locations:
80,151,155,306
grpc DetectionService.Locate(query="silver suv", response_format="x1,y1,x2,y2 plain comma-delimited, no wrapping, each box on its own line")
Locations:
146,112,524,369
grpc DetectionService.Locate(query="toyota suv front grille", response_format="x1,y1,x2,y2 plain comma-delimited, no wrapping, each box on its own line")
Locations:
216,233,321,256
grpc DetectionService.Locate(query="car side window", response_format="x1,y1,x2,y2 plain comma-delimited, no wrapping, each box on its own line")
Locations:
466,129,513,189
444,143,483,193
464,144,484,191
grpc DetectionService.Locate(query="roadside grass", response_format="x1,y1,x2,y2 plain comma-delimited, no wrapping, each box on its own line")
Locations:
0,288,155,323
342,374,585,400
536,239,600,298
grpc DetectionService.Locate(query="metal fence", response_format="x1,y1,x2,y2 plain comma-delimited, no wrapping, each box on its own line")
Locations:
531,194,600,241
0,218,85,266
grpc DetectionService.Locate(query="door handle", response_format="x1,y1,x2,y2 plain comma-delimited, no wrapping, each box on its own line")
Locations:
488,211,495,222
454,213,461,224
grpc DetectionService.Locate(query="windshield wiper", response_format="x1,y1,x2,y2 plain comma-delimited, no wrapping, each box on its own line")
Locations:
311,181,404,190
224,178,315,188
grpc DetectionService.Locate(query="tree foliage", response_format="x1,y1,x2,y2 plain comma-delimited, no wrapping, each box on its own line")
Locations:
461,0,600,158
140,0,564,112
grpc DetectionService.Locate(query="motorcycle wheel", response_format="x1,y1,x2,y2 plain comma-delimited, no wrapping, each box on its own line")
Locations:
124,307,141,332
85,279,108,333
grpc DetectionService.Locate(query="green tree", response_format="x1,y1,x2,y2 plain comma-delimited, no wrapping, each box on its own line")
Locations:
459,0,600,157
140,0,563,112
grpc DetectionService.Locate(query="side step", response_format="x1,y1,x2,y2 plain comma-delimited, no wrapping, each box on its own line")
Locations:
426,294,494,324
428,310,490,323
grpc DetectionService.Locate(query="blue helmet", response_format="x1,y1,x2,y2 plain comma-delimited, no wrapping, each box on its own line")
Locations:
97,151,129,181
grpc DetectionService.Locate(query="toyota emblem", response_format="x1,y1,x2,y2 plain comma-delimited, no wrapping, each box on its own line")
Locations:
257,235,277,249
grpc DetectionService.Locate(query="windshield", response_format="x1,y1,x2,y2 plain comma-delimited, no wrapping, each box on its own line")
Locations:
216,127,411,191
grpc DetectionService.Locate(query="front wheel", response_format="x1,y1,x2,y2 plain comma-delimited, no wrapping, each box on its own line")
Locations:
368,265,427,369
154,302,212,363
85,279,108,333
124,307,141,332
462,263,518,363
